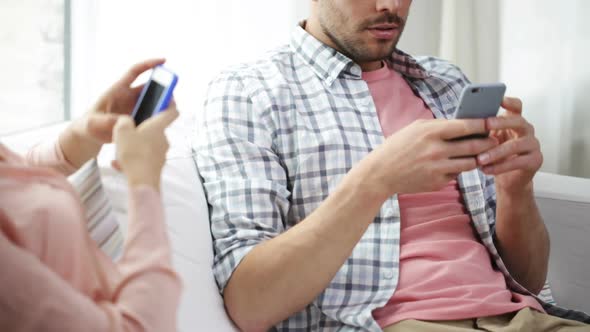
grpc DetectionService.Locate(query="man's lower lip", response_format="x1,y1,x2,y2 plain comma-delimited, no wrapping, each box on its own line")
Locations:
368,28,398,40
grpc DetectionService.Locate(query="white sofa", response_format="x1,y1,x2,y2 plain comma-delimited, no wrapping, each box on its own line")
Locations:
533,172,590,314
3,122,590,331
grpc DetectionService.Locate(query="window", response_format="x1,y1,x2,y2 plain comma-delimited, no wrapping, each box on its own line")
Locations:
0,0,70,136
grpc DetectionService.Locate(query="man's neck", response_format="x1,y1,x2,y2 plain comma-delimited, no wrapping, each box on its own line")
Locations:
303,19,382,72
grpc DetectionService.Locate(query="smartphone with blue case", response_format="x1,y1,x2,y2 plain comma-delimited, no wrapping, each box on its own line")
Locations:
131,65,178,125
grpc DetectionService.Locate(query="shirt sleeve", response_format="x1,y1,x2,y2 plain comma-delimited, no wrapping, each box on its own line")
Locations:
195,71,291,292
24,139,77,175
480,171,498,235
111,185,182,331
0,186,181,332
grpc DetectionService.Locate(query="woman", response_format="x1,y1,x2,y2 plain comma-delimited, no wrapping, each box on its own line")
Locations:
0,58,182,331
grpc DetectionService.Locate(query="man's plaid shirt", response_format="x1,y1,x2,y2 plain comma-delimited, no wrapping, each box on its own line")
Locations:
195,25,590,331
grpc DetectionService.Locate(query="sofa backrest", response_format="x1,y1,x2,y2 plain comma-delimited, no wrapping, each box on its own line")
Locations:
534,172,590,314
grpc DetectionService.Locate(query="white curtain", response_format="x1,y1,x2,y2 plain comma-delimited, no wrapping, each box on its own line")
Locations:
399,0,499,83
500,0,590,178
439,0,499,83
71,0,310,120
397,0,442,58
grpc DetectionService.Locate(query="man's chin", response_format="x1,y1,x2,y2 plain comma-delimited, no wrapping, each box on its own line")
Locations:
366,41,398,58
337,40,397,63
361,48,397,62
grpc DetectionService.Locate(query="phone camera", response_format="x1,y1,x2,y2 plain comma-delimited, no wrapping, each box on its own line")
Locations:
472,88,480,93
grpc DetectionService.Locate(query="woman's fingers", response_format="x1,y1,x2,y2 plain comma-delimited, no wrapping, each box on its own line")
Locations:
119,58,166,86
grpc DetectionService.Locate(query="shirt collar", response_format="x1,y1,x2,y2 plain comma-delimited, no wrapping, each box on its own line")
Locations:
290,23,430,86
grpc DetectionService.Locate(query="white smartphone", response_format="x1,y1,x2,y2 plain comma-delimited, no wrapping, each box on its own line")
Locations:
131,65,178,125
454,83,506,139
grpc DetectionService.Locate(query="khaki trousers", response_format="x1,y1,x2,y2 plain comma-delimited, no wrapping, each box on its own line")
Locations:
383,308,589,332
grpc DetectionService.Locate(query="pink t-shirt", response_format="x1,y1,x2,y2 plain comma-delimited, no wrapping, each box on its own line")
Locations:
363,64,544,328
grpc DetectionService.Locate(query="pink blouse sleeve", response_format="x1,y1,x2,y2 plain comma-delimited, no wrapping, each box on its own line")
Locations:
108,186,183,331
0,228,112,331
24,140,77,175
0,186,182,332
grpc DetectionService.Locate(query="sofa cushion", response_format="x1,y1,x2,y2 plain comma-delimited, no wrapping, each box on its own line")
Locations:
534,172,590,314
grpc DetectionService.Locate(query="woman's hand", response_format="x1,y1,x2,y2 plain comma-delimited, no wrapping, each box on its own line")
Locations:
112,102,179,191
59,58,166,169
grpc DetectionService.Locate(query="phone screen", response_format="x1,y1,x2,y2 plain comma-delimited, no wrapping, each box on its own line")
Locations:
134,80,165,125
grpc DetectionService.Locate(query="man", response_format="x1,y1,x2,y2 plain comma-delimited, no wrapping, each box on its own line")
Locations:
196,0,590,331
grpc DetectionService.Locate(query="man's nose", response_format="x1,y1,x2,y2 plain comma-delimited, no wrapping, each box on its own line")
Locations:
376,0,401,13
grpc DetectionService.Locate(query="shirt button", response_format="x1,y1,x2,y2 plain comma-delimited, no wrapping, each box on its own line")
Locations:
383,270,394,280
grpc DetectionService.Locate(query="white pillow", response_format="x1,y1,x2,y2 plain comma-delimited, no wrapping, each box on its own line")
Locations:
97,120,237,332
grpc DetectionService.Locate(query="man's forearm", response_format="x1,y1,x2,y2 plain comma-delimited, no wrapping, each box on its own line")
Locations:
223,164,387,332
495,186,550,294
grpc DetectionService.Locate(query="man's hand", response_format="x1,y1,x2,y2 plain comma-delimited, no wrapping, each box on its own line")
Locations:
476,97,543,194
60,58,166,168
476,96,549,294
363,118,498,198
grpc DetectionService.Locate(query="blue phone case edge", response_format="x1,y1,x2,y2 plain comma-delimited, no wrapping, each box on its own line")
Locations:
130,65,178,120
155,66,178,113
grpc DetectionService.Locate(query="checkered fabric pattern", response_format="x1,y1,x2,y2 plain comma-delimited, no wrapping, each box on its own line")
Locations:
195,26,590,331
